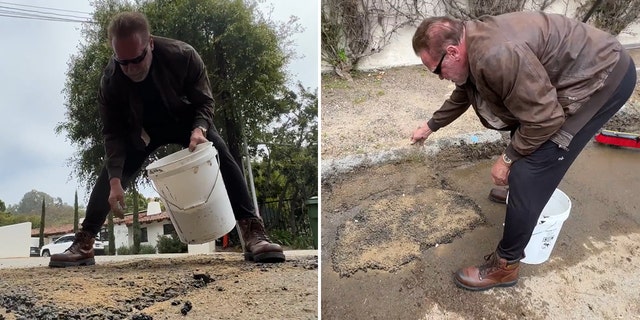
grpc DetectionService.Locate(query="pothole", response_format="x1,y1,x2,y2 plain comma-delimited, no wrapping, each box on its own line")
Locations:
325,160,484,277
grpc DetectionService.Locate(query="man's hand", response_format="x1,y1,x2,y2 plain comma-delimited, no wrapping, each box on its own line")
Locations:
189,127,208,151
410,122,433,146
108,178,126,218
491,155,511,186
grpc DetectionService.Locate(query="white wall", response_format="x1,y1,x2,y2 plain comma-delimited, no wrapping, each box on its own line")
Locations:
0,222,32,258
338,3,640,71
188,241,217,254
113,224,129,250
111,219,218,254
140,223,166,249
139,221,216,254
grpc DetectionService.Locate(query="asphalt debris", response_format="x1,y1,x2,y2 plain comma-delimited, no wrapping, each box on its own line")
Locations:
180,301,193,316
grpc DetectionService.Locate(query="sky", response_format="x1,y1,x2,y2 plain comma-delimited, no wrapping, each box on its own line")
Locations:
0,0,318,208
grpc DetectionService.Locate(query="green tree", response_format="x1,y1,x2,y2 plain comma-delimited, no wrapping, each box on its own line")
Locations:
0,212,40,228
13,190,62,214
131,183,141,254
39,199,45,248
107,211,115,255
253,85,318,233
73,190,79,233
124,187,148,212
143,0,298,166
7,190,76,226
0,199,5,213
57,0,299,198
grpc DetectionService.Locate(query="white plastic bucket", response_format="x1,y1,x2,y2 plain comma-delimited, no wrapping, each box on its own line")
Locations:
521,188,572,264
146,142,235,244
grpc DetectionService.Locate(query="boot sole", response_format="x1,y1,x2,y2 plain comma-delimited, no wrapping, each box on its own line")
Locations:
453,276,517,291
244,252,286,263
49,258,96,268
488,195,507,204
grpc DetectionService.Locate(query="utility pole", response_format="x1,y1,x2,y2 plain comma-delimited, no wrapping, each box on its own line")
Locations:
243,134,260,216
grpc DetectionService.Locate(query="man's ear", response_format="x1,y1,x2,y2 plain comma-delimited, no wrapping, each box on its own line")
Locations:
447,45,460,60
149,36,154,50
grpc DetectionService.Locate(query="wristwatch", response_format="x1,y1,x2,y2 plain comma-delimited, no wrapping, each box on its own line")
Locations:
502,153,512,165
196,126,208,136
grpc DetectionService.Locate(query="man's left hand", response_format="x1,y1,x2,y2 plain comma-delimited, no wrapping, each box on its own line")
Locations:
491,156,510,186
189,127,208,151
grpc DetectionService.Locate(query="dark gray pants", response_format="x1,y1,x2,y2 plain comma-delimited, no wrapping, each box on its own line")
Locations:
81,125,256,235
498,61,637,261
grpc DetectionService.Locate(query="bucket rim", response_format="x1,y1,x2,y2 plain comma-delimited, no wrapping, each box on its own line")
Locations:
539,188,572,219
146,141,214,172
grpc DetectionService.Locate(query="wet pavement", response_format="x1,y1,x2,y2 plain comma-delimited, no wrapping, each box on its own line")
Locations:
321,143,640,319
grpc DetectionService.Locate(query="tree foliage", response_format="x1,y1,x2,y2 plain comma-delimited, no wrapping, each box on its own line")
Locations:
575,0,640,35
0,212,40,229
157,233,188,253
57,0,300,200
0,200,5,213
8,190,63,214
5,190,77,226
124,187,148,212
131,183,141,254
442,0,557,19
321,0,426,78
252,85,318,233
39,199,45,248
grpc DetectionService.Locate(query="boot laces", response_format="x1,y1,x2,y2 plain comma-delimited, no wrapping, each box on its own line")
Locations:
65,232,92,253
478,252,500,278
247,218,270,242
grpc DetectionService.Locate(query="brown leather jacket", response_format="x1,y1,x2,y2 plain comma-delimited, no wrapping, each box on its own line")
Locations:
98,36,215,180
427,11,628,161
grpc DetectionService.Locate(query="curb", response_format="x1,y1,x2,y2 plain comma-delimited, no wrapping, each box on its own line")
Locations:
321,103,640,182
321,130,503,182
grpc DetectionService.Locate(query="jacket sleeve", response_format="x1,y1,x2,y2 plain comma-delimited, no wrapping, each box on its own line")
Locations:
184,47,215,131
98,75,127,180
477,43,565,162
427,85,471,131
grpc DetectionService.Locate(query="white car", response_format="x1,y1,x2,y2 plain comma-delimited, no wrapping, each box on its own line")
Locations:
40,233,106,257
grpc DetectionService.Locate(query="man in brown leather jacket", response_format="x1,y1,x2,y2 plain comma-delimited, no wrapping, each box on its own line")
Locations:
50,11,285,267
410,12,636,290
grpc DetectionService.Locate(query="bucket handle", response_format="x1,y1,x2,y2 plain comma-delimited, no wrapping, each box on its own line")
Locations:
151,156,221,211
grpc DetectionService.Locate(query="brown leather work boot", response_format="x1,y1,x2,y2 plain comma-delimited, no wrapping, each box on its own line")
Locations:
488,187,508,204
454,251,519,291
237,217,285,263
49,230,96,268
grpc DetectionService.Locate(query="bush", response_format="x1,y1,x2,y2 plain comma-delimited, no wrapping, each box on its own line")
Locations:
117,246,131,255
139,244,157,254
157,233,187,253
268,229,314,249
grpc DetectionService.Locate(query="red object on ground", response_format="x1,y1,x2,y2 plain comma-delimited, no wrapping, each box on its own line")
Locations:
594,130,640,148
223,234,229,248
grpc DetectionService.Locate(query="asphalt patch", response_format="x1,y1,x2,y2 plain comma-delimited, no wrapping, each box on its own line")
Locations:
331,188,483,277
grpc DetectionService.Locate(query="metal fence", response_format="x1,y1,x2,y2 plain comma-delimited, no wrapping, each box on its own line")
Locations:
259,198,312,238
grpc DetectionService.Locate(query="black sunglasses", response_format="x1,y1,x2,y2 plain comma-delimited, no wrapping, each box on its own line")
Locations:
432,53,446,75
113,47,148,66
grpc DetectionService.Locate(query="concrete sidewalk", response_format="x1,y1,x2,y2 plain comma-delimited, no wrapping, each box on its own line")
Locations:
0,250,318,269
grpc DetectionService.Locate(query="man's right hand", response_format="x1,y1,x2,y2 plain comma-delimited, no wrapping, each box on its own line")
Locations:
108,178,126,218
410,122,433,146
